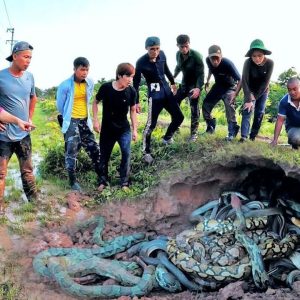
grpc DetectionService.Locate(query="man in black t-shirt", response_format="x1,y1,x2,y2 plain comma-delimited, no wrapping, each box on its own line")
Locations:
203,45,241,140
92,63,137,192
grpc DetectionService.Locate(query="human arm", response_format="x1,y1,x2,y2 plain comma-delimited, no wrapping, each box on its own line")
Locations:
255,59,274,98
204,71,212,93
229,80,242,105
29,94,37,124
164,58,177,95
56,83,68,116
190,52,205,99
270,115,285,146
92,98,101,133
0,107,35,131
133,60,142,113
130,105,138,141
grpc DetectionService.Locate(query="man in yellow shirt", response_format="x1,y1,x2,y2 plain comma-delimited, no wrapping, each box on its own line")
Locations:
56,57,100,191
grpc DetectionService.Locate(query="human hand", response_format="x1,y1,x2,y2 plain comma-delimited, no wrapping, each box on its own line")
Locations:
132,130,138,141
93,119,101,133
189,88,200,99
18,119,36,131
270,140,277,147
243,102,254,113
136,103,141,114
171,84,177,95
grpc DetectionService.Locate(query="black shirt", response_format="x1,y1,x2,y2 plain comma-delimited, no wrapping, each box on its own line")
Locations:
95,82,136,133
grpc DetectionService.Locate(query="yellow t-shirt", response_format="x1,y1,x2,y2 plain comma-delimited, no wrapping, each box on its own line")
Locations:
71,82,88,118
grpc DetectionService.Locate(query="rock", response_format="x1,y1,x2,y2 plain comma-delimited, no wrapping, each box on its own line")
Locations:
292,280,300,295
28,240,48,255
44,232,73,247
219,281,245,299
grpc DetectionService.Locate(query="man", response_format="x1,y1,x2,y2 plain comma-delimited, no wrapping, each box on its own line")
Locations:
174,34,204,142
56,57,101,191
271,77,300,149
133,36,184,164
0,107,35,131
203,45,241,140
0,41,38,215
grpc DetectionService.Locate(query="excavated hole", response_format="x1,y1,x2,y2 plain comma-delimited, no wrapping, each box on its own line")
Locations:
22,156,300,299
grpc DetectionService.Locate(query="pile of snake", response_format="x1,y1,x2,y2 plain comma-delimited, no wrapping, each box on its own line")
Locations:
33,191,300,298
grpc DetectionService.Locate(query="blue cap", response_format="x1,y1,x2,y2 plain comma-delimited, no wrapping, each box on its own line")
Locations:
6,41,33,62
145,36,160,49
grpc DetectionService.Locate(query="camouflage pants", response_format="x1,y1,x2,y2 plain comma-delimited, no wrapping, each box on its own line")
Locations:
64,118,101,176
0,135,37,205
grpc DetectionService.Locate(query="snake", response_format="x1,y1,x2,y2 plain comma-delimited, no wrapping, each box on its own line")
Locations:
33,192,300,297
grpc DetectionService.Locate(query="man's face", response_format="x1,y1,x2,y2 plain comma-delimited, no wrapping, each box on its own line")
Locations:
178,42,190,55
288,81,300,100
119,73,135,87
13,50,32,71
147,45,160,60
209,55,222,68
74,66,89,81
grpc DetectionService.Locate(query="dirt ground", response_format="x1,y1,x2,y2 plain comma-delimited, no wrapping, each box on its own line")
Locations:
1,156,300,300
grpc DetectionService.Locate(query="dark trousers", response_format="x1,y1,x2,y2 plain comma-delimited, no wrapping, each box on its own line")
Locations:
202,84,237,135
241,92,268,138
143,93,184,154
0,135,37,204
99,129,131,187
64,118,101,177
175,87,200,135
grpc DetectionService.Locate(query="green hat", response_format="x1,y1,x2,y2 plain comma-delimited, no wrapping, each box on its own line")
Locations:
245,39,272,57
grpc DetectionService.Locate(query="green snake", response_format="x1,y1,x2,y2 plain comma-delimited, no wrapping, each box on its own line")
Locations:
33,193,300,298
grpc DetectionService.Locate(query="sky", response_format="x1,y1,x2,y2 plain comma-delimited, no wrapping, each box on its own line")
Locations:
0,0,299,90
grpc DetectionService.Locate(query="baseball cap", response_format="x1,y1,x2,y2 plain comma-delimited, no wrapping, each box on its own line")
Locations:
208,45,222,58
145,36,160,49
6,41,34,62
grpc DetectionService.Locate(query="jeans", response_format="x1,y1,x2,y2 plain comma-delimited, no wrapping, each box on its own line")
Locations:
288,127,300,147
143,86,184,154
64,118,101,176
99,129,131,186
202,84,237,136
241,92,268,138
175,87,200,135
0,135,37,205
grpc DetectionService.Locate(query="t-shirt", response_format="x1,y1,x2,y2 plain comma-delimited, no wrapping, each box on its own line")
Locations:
95,82,136,133
278,94,300,131
0,68,35,142
206,57,241,88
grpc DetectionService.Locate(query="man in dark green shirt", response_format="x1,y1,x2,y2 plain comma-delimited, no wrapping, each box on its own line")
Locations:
174,34,204,141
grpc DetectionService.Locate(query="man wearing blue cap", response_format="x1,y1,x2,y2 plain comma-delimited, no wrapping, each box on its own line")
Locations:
0,41,38,214
133,36,184,164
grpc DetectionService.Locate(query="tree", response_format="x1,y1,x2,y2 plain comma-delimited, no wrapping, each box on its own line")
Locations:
277,67,299,86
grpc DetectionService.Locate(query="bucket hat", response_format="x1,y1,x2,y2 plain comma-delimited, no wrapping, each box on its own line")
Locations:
245,39,271,57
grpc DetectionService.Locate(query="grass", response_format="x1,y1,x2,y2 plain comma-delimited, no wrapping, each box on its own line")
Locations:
34,96,297,207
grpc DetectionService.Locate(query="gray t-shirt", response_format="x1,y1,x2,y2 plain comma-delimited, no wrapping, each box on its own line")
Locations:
0,68,35,141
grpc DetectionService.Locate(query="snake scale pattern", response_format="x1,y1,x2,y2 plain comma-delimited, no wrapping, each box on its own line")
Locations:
33,192,300,298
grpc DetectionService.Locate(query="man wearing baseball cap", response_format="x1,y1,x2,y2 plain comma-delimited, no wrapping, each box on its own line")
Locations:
202,45,241,141
0,41,38,214
133,36,183,164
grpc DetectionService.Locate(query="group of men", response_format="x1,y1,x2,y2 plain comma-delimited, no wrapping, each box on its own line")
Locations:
1,37,300,215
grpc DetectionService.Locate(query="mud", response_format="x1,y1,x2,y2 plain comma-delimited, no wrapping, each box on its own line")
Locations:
1,155,300,299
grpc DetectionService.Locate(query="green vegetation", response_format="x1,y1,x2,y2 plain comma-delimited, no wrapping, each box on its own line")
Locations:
35,71,297,207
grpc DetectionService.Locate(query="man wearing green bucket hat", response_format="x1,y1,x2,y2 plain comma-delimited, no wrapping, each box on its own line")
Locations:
239,39,274,142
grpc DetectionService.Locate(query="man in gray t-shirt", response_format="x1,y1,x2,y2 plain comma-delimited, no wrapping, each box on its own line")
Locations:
0,41,38,215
